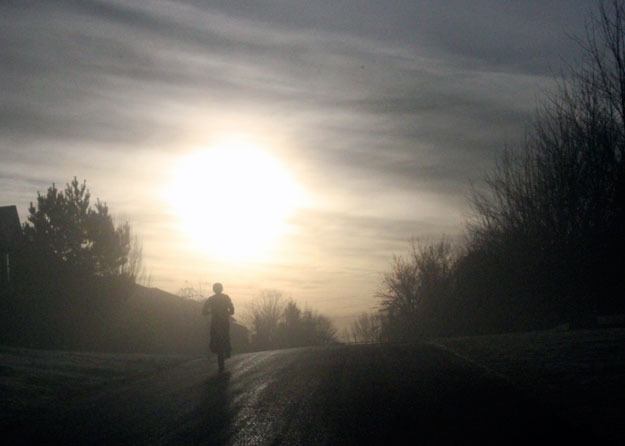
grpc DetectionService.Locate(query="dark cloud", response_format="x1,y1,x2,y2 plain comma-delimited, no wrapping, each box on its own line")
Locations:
0,0,590,196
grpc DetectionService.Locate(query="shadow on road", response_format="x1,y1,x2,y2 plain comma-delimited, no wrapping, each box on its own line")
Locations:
173,371,233,445
3,346,603,445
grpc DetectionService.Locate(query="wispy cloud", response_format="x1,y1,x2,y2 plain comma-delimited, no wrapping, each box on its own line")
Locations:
0,0,590,319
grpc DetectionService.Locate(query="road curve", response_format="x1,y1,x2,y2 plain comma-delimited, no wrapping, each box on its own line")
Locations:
12,344,593,445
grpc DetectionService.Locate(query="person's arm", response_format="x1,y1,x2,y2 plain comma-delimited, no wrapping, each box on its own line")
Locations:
228,296,234,316
202,298,210,316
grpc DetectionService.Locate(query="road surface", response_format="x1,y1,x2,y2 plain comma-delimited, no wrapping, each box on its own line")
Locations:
8,343,594,444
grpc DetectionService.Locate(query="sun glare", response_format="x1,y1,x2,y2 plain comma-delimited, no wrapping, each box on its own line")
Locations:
167,137,302,262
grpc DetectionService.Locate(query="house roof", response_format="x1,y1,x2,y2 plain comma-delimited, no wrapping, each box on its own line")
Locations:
0,205,21,250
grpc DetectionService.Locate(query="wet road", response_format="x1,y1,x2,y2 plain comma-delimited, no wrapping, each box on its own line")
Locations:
13,344,592,444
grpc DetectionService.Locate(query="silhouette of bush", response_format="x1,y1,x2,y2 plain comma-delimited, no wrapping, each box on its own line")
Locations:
246,290,337,350
377,239,458,341
376,2,625,338
464,0,625,329
348,312,383,343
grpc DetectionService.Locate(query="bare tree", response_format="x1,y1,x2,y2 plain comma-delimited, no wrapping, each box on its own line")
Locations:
349,312,382,344
177,281,211,300
247,290,286,350
377,239,457,341
298,309,337,345
246,291,338,350
467,0,625,325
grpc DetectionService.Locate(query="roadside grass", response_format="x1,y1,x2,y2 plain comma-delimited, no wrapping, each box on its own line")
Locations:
435,328,625,441
0,345,193,424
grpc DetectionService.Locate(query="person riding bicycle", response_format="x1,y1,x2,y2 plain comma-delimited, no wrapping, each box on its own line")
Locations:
202,282,235,372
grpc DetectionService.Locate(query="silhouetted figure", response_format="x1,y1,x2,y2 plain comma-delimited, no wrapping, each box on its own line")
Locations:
202,283,235,372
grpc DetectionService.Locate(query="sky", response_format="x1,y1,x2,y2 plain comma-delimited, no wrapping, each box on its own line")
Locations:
1,0,592,329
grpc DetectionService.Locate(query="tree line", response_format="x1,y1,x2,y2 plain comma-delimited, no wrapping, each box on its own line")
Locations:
246,290,337,350
352,0,625,342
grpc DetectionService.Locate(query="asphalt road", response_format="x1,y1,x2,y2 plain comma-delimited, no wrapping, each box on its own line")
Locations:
10,343,595,445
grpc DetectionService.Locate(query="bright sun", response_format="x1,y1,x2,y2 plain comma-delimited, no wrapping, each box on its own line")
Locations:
167,137,301,262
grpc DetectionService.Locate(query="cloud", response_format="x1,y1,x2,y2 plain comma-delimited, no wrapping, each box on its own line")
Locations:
0,0,592,312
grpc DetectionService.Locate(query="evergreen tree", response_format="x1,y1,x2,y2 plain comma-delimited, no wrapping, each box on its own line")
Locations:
23,178,135,279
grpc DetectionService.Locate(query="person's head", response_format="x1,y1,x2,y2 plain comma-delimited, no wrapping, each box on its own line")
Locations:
213,282,224,294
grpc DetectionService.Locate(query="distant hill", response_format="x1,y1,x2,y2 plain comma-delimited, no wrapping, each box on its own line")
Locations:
115,285,250,355
0,284,250,355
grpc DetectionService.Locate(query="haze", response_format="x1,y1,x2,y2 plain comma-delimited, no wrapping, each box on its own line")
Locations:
0,0,590,326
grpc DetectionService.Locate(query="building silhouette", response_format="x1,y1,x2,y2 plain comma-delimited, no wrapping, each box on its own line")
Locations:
0,206,21,291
